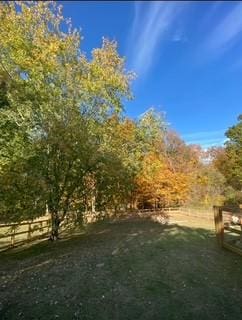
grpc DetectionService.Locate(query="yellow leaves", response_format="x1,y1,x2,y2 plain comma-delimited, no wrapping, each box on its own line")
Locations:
1,3,131,114
92,39,121,68
49,41,60,54
0,1,79,79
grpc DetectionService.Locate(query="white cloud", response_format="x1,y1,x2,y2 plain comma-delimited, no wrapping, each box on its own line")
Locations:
181,129,226,149
127,1,183,76
204,2,242,57
172,29,187,43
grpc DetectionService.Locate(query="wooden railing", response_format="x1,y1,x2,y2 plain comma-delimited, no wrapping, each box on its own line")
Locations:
179,207,214,220
214,206,242,256
0,217,51,251
0,206,204,252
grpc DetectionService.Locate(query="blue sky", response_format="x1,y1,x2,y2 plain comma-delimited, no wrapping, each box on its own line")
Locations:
62,1,242,149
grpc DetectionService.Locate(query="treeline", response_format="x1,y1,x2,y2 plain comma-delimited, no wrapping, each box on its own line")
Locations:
0,2,241,238
210,115,242,207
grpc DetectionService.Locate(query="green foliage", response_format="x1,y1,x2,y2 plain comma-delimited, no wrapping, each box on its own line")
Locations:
187,163,226,207
224,115,242,190
223,186,242,207
0,72,9,109
209,115,242,207
137,108,167,154
0,1,133,230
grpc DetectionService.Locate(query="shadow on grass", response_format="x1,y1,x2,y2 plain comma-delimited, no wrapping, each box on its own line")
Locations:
0,216,240,269
1,216,242,320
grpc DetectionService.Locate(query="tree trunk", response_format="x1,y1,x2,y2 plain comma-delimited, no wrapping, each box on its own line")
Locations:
50,211,61,241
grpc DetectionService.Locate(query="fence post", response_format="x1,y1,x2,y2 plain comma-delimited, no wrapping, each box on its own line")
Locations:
214,206,224,247
48,218,51,234
27,223,31,242
11,227,15,247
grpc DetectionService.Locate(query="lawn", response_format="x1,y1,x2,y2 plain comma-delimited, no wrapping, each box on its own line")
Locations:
0,213,242,320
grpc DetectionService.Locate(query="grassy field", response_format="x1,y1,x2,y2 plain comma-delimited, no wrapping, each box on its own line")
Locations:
1,212,242,320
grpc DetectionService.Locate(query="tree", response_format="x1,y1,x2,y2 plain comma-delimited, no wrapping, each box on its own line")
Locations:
136,108,167,154
133,115,194,208
135,152,190,208
0,1,134,239
0,71,9,109
210,116,242,206
187,163,226,207
93,116,138,211
223,115,242,190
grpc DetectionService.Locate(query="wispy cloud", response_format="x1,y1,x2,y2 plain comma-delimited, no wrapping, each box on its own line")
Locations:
127,1,183,76
171,28,187,43
203,2,242,59
182,129,226,149
200,1,223,27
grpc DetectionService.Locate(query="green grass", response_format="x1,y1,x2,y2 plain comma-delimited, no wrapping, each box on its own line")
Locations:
1,214,242,320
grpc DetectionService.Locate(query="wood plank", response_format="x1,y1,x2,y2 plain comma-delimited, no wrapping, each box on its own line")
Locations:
222,242,242,257
0,219,50,228
0,225,49,239
0,231,50,252
224,226,241,235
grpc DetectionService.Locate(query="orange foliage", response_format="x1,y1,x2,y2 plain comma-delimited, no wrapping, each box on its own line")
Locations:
135,152,190,208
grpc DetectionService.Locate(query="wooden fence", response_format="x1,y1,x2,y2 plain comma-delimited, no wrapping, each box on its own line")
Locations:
214,206,242,256
179,207,214,220
0,216,52,251
0,212,81,252
0,206,210,252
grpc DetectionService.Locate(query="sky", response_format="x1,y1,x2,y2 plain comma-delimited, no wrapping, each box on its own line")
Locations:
61,1,242,149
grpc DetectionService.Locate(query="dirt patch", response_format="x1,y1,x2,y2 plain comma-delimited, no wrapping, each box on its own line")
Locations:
0,213,242,320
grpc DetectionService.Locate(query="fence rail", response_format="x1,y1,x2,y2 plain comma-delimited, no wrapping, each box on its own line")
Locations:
0,206,211,252
214,206,242,257
0,217,52,251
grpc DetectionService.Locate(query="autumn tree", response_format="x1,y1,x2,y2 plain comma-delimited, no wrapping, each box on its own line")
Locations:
187,162,226,207
134,111,193,208
211,116,242,206
0,1,134,238
223,115,242,191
